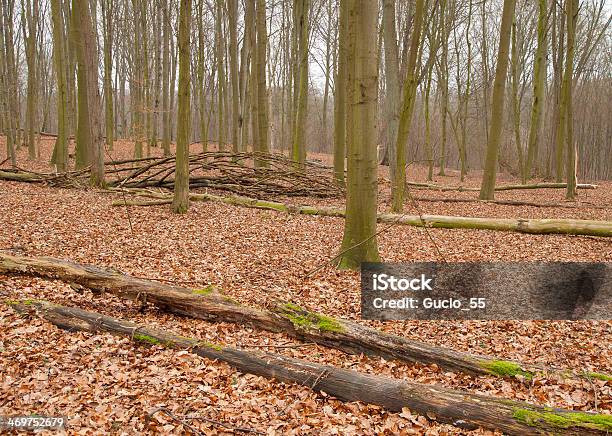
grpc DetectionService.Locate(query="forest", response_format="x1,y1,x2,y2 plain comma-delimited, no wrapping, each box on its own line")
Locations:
0,0,611,434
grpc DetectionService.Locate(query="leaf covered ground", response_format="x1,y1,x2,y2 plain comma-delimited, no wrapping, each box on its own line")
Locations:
1,138,611,434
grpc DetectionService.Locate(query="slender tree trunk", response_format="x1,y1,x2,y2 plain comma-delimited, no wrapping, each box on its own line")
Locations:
228,0,239,154
382,0,400,185
525,0,547,179
291,0,309,167
479,0,516,200
23,0,38,160
564,0,577,200
337,0,380,270
172,0,191,214
333,0,348,186
161,0,170,156
50,0,68,172
101,0,114,152
391,0,425,213
215,0,225,152
254,0,269,165
72,0,104,186
511,19,525,183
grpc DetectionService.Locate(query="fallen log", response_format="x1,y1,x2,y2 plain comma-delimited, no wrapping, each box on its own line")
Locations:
407,182,598,191
411,196,610,210
3,252,608,383
7,300,611,436
112,191,612,238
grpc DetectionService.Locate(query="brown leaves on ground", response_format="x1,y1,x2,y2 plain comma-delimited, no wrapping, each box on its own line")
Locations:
0,138,610,434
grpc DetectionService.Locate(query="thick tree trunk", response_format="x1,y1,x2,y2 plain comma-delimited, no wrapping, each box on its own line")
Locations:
3,252,611,390
10,301,611,435
337,0,380,269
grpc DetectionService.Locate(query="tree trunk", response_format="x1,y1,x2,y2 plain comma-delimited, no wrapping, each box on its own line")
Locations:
525,0,547,179
564,0,577,200
161,0,171,156
171,0,191,214
392,0,425,212
337,0,381,270
479,0,516,200
101,0,114,152
228,0,239,154
72,0,104,186
332,0,348,185
50,0,69,172
254,0,269,164
382,0,400,183
291,0,309,168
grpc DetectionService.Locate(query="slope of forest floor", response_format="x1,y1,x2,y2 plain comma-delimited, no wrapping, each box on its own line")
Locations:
1,138,610,434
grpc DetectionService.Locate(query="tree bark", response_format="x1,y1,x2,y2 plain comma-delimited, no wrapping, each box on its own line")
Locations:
10,300,611,435
254,0,269,164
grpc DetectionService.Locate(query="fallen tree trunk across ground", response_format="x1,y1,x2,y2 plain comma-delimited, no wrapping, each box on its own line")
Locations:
112,190,612,238
3,253,609,383
407,182,598,191
7,300,611,436
411,196,610,210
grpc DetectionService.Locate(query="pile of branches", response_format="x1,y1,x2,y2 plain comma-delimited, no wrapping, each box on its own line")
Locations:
1,151,345,198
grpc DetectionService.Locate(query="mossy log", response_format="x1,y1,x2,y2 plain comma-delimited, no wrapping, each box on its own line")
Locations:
407,182,598,191
112,191,612,238
8,300,611,436
2,252,607,383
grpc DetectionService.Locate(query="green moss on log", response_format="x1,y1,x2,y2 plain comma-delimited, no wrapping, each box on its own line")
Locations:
512,408,612,431
479,360,533,379
192,285,216,296
133,333,161,345
586,372,612,382
281,303,344,333
199,341,223,351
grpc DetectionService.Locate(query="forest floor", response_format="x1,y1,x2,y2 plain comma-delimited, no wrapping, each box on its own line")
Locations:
1,137,611,435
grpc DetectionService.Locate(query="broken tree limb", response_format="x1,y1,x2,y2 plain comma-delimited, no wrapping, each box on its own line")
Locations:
407,182,598,191
2,252,608,383
8,300,611,436
111,191,612,238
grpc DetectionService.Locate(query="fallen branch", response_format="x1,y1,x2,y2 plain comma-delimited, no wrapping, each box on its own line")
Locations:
9,300,611,435
2,252,608,383
112,190,612,238
407,182,598,191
